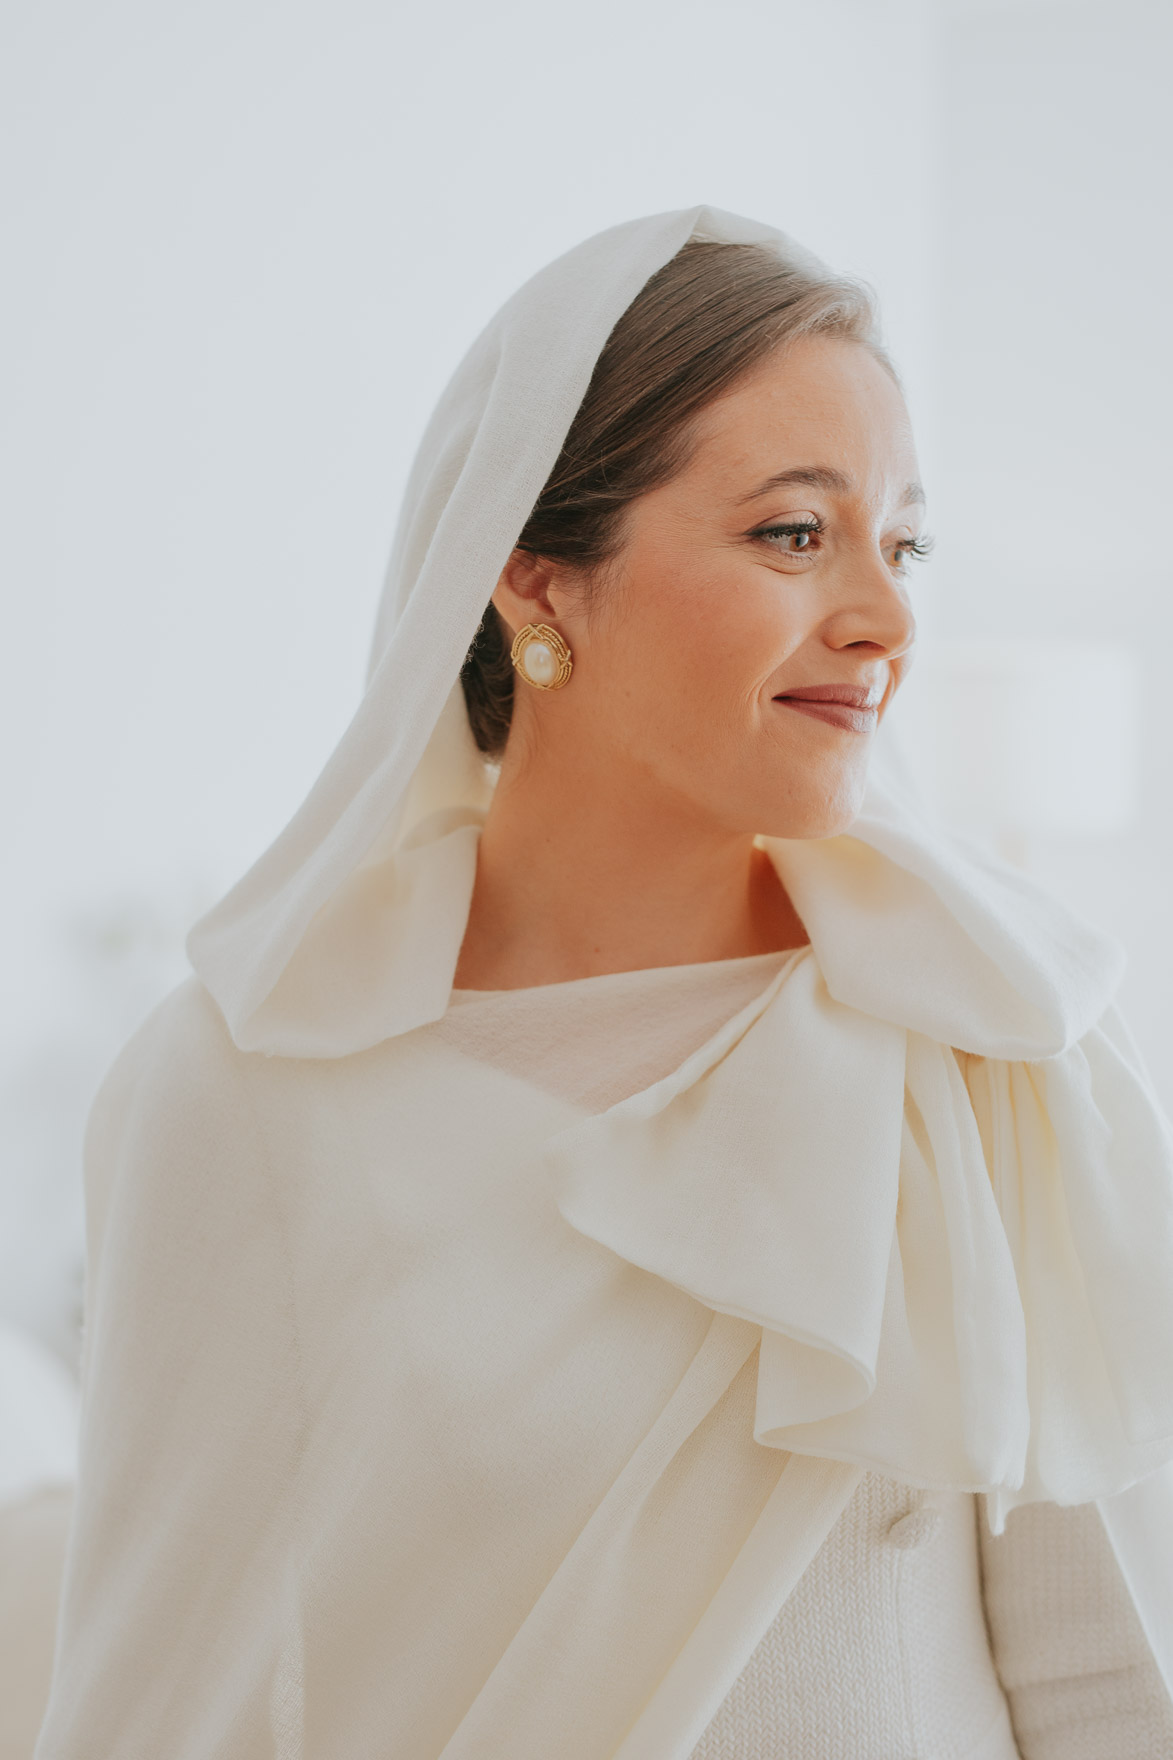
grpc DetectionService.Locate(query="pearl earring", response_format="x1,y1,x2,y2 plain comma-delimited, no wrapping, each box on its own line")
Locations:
509,622,573,690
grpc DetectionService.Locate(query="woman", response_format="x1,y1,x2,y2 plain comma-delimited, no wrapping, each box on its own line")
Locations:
35,207,1173,1759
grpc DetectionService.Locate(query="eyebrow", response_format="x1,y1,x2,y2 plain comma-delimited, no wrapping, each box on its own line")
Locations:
737,466,926,508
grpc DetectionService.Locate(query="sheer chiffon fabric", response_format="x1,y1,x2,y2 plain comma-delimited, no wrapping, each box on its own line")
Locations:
443,949,801,1113
443,955,1173,1760
33,805,1173,1759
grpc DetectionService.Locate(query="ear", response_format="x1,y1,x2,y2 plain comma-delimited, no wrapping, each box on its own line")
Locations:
490,549,563,640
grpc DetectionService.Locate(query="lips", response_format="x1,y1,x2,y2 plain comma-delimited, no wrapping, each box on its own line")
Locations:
773,684,881,734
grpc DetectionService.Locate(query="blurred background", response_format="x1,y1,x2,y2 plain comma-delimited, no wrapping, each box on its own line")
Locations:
1,0,1171,1745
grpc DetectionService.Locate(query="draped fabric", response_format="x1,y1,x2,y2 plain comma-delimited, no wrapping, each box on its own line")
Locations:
32,207,1173,1754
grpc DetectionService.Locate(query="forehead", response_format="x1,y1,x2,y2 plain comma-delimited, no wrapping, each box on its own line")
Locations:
685,334,919,502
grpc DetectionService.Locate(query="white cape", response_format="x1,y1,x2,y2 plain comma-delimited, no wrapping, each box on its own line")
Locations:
34,207,1173,1757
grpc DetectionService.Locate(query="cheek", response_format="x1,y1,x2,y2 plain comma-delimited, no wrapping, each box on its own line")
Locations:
582,546,873,835
604,547,804,720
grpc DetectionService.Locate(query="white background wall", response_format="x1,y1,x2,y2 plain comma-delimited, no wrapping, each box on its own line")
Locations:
2,0,1169,1371
931,0,1173,1079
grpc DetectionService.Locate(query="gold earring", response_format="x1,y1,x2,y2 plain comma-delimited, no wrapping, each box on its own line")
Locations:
509,622,573,690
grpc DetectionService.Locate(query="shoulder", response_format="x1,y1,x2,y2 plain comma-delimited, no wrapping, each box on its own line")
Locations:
81,977,277,1309
87,974,273,1145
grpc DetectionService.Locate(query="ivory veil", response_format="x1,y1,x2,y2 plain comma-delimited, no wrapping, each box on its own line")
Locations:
33,207,1173,1759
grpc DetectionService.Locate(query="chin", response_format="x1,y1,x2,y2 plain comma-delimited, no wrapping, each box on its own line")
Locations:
759,771,866,842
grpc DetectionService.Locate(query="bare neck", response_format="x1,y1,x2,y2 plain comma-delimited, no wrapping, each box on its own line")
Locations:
452,743,809,992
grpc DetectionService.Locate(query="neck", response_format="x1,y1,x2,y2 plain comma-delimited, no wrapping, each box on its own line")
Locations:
453,738,808,991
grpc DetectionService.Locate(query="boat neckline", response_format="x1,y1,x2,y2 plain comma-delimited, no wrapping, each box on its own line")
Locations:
448,942,807,1000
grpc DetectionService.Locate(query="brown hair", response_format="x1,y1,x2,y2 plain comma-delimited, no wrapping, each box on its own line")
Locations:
461,239,890,758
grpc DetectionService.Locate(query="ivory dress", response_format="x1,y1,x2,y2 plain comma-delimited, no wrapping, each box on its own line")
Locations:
33,205,1173,1759
32,812,1173,1759
439,954,1173,1760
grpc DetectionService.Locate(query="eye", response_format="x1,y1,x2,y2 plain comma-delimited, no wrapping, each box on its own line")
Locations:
755,518,823,557
889,533,936,571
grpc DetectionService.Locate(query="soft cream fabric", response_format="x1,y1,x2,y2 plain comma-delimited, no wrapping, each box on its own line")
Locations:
443,948,800,1112
0,1487,73,1760
697,1475,1018,1760
980,1494,1173,1760
443,961,1173,1760
32,208,1173,1755
34,818,1173,1758
35,963,854,1759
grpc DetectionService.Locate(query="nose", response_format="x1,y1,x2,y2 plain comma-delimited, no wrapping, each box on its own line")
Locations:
827,552,918,669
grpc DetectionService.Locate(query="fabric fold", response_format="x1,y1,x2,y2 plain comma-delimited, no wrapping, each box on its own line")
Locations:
434,1312,772,1760
762,765,1125,1061
546,948,1173,1529
548,953,906,1419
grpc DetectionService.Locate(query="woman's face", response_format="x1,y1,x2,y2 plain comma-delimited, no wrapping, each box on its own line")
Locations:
497,333,924,841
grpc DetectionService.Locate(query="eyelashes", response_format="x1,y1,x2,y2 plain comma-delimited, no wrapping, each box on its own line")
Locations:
755,519,823,555
754,517,936,569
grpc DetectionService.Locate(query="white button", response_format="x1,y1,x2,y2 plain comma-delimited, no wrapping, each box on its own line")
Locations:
885,1506,942,1550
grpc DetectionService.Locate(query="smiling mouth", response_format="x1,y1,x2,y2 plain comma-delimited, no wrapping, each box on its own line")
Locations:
767,686,877,728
